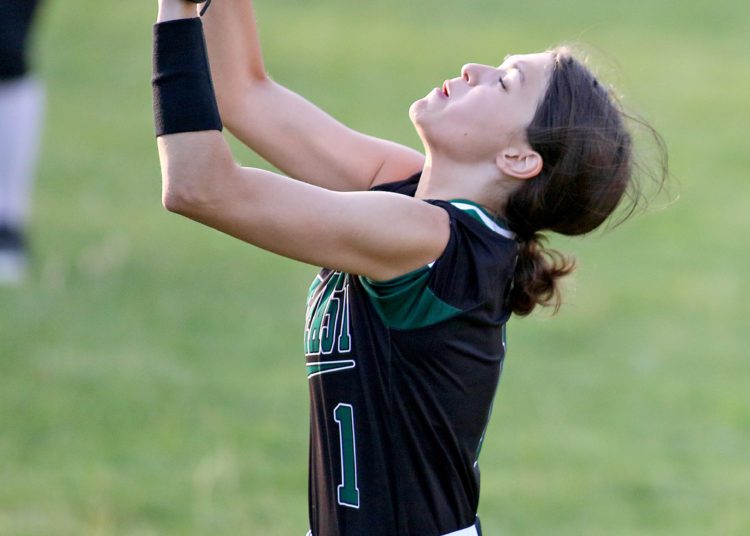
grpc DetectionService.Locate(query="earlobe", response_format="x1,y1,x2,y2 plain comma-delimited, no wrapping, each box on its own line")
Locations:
496,149,543,180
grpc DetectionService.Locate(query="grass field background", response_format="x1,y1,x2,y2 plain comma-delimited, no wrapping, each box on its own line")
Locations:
1,0,749,534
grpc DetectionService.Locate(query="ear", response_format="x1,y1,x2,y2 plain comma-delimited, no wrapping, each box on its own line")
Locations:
496,147,543,180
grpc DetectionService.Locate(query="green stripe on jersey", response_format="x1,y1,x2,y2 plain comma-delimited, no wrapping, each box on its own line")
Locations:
448,199,516,239
306,360,356,378
358,266,462,330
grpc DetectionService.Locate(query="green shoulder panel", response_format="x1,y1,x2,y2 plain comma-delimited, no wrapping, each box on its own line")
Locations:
358,266,462,330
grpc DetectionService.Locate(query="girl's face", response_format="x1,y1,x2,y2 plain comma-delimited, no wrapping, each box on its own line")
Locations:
410,52,555,162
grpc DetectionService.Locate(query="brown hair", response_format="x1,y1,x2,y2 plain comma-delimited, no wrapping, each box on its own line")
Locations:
504,47,668,316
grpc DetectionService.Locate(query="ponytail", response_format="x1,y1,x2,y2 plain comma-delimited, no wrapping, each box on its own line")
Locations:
500,47,664,316
508,233,575,316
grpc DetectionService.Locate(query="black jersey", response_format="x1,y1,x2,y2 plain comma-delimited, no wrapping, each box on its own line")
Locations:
304,173,518,536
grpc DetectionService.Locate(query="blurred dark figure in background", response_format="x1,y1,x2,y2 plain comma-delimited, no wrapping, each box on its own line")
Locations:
0,0,44,284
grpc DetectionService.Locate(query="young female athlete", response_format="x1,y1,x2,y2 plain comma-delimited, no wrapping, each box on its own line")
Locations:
151,0,664,534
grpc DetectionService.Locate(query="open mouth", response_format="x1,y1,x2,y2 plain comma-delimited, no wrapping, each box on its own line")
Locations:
442,81,450,97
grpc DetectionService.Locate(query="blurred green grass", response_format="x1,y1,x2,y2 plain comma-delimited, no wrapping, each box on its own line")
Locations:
1,0,748,534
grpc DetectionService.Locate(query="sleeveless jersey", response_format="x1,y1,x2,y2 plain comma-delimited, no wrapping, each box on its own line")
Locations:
304,173,518,535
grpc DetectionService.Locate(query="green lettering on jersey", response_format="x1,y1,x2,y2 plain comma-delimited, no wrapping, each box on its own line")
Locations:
338,284,351,352
320,295,340,354
304,272,352,356
334,403,360,508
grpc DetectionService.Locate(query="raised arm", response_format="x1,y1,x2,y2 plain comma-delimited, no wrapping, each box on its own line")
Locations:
153,2,448,280
160,132,446,280
201,0,425,191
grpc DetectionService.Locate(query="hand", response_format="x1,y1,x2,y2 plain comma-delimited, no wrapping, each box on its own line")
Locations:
186,0,214,17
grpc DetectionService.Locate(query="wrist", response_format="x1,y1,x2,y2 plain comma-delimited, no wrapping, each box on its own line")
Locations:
156,0,198,23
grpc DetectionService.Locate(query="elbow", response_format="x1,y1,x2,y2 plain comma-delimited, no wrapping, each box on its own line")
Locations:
156,131,236,216
161,177,197,215
162,184,186,214
160,166,230,217
214,70,269,109
217,78,274,131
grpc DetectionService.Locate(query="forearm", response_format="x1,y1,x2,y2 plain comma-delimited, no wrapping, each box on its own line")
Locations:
154,0,423,194
201,0,267,113
153,0,236,211
149,2,444,279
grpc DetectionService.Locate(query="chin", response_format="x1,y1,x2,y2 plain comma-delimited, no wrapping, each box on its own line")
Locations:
409,98,426,122
409,96,438,129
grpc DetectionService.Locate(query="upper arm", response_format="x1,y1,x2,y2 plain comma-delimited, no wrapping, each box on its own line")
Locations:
221,80,425,192
166,149,448,280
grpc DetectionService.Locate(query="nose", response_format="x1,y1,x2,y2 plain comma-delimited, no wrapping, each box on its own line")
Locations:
460,63,480,85
460,63,499,85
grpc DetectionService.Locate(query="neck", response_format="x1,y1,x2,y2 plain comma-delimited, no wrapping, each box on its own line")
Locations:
414,151,517,217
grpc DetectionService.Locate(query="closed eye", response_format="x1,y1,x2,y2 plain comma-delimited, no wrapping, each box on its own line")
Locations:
499,76,507,91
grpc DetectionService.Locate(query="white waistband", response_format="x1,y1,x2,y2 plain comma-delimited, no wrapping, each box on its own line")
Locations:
442,523,479,536
306,523,478,536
